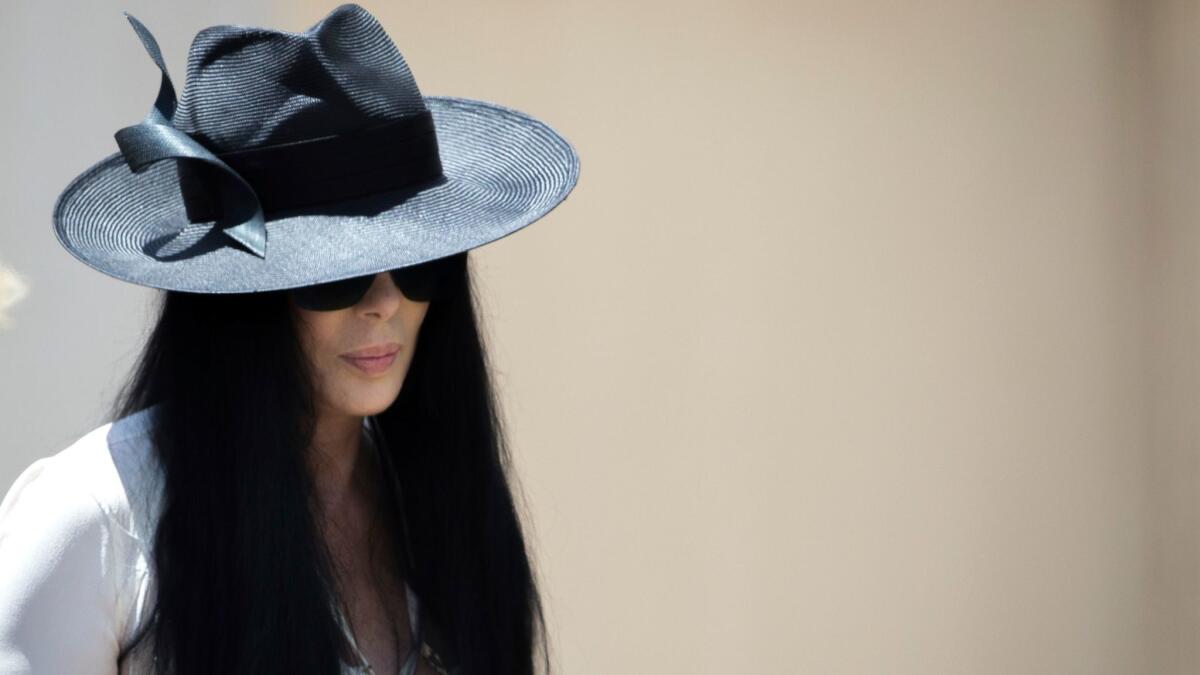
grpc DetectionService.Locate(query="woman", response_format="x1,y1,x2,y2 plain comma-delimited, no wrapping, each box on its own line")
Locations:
0,4,580,674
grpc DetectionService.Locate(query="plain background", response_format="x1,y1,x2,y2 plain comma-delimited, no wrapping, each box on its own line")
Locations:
1,1,1197,673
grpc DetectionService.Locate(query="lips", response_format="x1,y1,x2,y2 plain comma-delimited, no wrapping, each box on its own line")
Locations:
341,342,401,359
339,342,401,376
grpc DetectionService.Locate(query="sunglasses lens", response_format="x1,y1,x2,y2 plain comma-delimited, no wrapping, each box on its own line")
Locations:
390,259,448,302
290,274,375,311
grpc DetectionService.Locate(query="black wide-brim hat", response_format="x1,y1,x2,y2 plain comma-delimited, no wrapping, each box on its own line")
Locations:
52,4,580,294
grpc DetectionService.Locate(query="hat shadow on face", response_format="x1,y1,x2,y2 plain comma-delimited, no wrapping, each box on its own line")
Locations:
143,172,450,262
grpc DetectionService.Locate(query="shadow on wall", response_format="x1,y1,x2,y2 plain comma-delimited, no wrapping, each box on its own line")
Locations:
0,261,29,330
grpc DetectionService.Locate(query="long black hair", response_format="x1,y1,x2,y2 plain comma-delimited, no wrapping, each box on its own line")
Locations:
107,251,551,674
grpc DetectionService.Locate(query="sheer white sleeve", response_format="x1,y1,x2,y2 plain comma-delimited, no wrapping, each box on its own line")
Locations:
0,455,124,674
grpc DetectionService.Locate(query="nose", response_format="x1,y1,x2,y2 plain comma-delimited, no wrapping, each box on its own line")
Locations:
355,272,403,319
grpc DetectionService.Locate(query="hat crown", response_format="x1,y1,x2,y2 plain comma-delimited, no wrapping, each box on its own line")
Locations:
172,4,427,153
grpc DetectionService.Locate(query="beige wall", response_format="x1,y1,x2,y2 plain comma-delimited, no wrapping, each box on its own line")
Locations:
1146,1,1199,673
1,1,1195,673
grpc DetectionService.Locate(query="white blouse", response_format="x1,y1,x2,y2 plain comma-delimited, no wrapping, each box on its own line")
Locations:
0,405,448,674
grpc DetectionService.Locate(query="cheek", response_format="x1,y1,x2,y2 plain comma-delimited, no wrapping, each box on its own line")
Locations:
295,312,341,359
293,311,344,383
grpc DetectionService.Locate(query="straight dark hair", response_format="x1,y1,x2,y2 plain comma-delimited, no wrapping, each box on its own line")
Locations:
107,251,550,674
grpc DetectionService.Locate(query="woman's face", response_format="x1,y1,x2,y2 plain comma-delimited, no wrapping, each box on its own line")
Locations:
290,272,430,419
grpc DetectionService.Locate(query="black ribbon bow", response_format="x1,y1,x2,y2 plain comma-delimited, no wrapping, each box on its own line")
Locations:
112,12,269,259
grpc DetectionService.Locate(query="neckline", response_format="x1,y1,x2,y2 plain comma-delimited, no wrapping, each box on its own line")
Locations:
335,579,422,673
336,420,423,674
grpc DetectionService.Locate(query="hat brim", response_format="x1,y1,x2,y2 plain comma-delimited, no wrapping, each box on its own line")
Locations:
52,96,580,293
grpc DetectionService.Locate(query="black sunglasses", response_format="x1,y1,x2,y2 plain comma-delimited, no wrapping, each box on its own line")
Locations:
289,255,459,311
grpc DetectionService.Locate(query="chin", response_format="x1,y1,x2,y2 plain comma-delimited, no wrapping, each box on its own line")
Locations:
340,383,404,417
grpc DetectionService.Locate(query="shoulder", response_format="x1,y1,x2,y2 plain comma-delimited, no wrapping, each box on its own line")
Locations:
0,406,165,670
1,404,164,541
